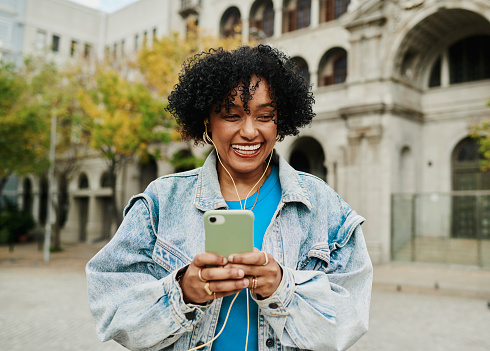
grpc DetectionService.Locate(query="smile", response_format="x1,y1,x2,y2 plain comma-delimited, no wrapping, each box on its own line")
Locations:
232,143,262,155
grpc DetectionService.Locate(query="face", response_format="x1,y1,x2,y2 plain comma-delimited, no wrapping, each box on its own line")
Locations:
208,76,277,180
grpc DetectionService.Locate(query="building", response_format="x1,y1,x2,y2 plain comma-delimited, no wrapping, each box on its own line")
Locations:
7,0,490,265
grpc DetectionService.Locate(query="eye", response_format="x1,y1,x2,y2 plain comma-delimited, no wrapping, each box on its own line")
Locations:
222,114,240,121
257,115,274,122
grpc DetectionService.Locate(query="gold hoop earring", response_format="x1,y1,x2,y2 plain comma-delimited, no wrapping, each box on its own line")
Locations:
276,134,281,142
203,124,213,145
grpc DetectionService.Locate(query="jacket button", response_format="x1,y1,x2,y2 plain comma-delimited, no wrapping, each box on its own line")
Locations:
268,303,279,309
184,311,196,320
266,338,274,347
196,341,205,347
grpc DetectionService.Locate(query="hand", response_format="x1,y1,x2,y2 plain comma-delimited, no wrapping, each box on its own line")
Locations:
226,248,282,298
179,252,250,304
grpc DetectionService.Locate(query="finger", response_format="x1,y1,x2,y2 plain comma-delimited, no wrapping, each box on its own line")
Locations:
193,252,227,267
200,266,245,281
228,251,269,266
208,278,249,293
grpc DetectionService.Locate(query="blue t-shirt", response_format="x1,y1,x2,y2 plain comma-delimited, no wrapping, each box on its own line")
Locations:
212,165,281,351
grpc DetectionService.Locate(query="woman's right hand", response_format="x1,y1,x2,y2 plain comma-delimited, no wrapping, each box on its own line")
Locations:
179,252,250,304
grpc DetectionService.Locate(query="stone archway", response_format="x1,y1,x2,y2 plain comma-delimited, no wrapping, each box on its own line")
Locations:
289,136,327,181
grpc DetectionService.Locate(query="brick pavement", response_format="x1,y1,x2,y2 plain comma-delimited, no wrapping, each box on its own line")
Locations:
1,242,489,350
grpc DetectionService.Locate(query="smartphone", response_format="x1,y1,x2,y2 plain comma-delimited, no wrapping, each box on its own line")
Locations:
204,210,254,258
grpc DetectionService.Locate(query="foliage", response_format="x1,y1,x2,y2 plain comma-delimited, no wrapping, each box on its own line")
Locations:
137,24,248,100
0,60,50,194
471,117,490,171
0,199,35,244
78,65,172,224
169,148,207,172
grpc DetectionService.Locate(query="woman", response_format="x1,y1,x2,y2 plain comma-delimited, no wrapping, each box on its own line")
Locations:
86,45,372,351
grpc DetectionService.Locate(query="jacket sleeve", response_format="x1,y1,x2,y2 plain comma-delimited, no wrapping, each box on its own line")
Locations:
253,224,373,351
85,198,208,351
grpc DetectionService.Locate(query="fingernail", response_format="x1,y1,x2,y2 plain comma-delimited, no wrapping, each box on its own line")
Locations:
222,257,228,265
228,255,234,262
237,269,244,277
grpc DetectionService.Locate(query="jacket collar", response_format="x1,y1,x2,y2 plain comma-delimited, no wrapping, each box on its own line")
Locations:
194,149,312,212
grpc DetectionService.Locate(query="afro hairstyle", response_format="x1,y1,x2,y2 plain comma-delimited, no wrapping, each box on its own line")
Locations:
166,45,315,144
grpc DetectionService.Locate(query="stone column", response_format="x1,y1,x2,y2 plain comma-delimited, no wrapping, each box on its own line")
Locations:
274,5,282,38
441,49,449,87
242,16,249,43
311,0,320,28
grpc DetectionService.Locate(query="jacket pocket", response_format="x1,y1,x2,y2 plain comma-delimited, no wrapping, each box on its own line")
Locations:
298,242,331,273
152,237,191,274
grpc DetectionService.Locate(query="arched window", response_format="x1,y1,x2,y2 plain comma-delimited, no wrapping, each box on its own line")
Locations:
100,171,111,188
220,7,242,38
290,56,310,85
283,0,310,33
320,0,350,23
449,35,490,84
428,56,441,88
451,138,490,239
78,173,89,189
250,0,275,39
289,137,327,181
318,48,347,86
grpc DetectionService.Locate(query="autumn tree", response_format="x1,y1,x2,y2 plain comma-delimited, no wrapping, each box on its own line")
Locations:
79,66,171,226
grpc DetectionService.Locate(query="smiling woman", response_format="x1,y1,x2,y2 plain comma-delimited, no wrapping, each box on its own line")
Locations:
86,45,373,351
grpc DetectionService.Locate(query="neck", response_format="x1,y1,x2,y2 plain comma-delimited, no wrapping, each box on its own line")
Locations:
217,161,272,202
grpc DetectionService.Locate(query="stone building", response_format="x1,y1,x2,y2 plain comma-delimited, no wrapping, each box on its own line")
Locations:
6,0,490,264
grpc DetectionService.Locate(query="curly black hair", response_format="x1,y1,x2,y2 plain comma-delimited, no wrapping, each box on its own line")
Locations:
166,45,315,143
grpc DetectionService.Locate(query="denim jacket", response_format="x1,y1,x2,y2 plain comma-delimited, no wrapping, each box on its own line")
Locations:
86,151,373,351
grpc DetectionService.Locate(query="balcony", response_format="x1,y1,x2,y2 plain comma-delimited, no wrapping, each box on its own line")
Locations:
179,0,201,17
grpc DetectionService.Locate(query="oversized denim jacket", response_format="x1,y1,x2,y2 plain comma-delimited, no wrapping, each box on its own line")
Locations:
86,151,373,351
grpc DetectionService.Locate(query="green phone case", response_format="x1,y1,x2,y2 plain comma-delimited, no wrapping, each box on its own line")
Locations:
204,210,254,257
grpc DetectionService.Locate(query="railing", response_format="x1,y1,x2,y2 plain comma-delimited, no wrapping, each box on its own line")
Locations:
391,192,490,267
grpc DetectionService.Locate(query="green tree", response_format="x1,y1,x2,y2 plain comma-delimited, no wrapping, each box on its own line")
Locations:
0,60,50,200
79,66,171,226
471,116,490,171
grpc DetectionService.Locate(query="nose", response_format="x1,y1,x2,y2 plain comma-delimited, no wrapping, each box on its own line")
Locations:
239,116,258,140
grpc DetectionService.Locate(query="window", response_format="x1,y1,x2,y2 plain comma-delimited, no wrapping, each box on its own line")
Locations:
152,27,157,40
84,43,91,58
113,43,117,59
36,30,47,51
143,31,148,45
263,3,274,37
318,48,348,86
220,7,241,38
428,57,441,88
70,40,78,57
449,35,490,84
321,0,350,23
121,39,125,57
134,34,139,51
51,35,60,52
297,0,311,30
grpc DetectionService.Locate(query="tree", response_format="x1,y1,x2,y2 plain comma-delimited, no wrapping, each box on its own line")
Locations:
137,24,247,99
79,66,171,226
0,60,50,202
471,116,490,171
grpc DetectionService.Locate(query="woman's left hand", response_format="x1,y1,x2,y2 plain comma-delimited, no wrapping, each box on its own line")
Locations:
226,248,282,298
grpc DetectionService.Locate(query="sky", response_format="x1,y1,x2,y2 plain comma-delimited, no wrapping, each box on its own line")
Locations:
67,0,139,13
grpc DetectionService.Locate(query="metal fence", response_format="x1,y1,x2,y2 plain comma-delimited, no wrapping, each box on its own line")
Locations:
391,191,490,267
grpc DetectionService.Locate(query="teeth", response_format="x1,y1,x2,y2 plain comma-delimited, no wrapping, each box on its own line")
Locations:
232,144,261,151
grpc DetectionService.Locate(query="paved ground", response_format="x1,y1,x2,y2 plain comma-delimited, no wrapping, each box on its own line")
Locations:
1,242,489,351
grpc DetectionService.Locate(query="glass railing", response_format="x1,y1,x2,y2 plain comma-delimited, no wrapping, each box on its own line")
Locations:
391,192,490,267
